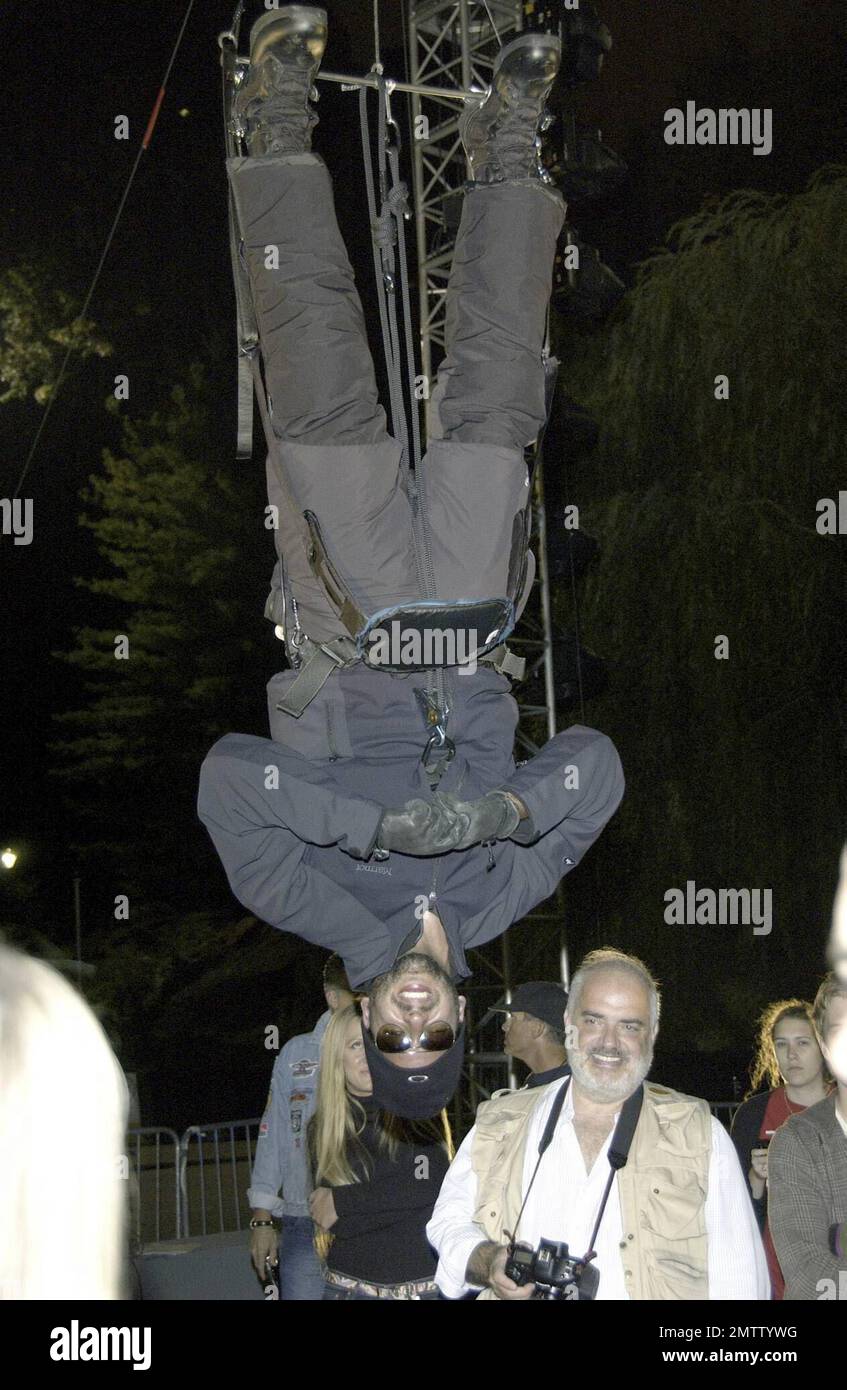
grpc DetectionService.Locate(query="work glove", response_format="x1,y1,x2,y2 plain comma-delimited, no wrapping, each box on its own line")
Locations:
375,791,522,857
375,796,464,856
437,791,522,849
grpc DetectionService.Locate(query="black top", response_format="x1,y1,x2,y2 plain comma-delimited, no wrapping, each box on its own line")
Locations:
327,1099,450,1284
730,1090,770,1231
526,1062,571,1089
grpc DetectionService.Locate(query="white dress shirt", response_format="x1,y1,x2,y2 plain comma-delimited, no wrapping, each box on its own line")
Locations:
427,1082,770,1300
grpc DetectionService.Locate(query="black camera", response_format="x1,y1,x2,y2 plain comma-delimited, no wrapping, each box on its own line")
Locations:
505,1238,600,1300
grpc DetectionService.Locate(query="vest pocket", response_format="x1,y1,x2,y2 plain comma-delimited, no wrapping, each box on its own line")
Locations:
640,1166,707,1241
639,1165,708,1298
651,1253,707,1300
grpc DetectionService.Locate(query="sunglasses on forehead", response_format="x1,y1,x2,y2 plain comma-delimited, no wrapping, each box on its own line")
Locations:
375,1022,456,1055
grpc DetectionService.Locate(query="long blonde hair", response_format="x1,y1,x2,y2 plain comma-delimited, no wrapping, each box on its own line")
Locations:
0,946,128,1299
310,1006,370,1187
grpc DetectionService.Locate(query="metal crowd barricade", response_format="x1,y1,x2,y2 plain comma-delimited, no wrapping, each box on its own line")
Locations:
126,1127,181,1246
129,1097,742,1245
179,1118,262,1238
709,1100,741,1131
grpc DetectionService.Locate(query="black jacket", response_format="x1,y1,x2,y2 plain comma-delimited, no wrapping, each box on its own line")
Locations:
730,1090,771,1231
198,673,624,989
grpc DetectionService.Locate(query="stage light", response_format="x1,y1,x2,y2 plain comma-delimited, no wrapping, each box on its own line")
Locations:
553,230,626,318
552,128,627,203
1,848,18,870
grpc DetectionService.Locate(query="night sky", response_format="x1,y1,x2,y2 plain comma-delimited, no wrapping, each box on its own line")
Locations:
1,1,844,1123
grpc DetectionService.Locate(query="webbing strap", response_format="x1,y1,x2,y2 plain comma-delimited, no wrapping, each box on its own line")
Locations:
236,351,256,459
275,637,359,718
359,79,436,609
359,82,409,467
230,185,259,459
482,645,526,681
531,349,560,478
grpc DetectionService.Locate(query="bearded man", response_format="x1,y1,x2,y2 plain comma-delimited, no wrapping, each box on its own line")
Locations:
427,948,769,1300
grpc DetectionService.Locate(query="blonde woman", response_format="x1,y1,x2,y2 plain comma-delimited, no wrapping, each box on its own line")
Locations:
0,946,128,1299
308,1005,452,1300
731,997,832,1298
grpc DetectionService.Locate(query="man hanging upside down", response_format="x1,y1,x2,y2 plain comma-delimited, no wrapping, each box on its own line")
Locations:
198,6,624,1117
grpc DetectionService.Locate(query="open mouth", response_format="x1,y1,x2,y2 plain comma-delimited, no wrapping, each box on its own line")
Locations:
590,1053,623,1068
397,986,434,1008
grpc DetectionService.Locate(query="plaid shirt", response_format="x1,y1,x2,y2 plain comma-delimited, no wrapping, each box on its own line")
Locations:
768,1093,847,1300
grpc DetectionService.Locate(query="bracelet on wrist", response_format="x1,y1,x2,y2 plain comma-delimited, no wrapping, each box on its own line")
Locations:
249,1218,275,1230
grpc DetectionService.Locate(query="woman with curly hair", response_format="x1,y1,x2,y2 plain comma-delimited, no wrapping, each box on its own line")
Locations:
307,1005,452,1300
731,997,832,1298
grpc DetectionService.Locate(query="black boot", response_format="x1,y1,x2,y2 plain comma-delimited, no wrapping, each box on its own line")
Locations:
233,5,328,157
459,31,561,184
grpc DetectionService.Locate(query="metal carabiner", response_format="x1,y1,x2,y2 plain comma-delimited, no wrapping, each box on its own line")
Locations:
422,722,455,769
372,65,401,151
386,84,406,160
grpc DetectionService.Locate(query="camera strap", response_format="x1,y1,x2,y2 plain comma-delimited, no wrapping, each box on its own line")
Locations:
584,1083,644,1261
508,1078,645,1264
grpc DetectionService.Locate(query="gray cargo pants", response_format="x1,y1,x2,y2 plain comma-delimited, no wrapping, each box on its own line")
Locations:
226,153,566,651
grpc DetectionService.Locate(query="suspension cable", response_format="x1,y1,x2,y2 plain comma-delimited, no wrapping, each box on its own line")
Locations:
482,0,503,47
12,0,197,500
372,0,382,72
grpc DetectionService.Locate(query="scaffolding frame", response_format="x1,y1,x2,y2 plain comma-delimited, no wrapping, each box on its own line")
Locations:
405,1,567,1132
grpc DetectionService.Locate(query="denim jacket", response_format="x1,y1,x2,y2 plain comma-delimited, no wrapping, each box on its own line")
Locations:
248,1010,330,1219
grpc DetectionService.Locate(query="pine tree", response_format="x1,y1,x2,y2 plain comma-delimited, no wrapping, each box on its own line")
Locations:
0,259,111,405
53,359,274,898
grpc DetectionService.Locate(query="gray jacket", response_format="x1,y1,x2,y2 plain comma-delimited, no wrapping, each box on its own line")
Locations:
769,1093,847,1300
198,669,624,990
248,1010,330,1219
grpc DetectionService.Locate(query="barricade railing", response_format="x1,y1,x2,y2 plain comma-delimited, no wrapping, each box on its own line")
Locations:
710,1100,741,1130
179,1118,261,1238
131,1098,741,1245
126,1126,181,1246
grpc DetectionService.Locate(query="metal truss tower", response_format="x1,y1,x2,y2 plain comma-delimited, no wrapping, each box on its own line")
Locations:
404,1,568,1132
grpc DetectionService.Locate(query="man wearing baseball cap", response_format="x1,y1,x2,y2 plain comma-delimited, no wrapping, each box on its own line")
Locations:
495,981,570,1089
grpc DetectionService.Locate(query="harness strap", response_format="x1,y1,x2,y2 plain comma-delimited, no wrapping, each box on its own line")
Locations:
482,645,526,681
360,79,437,615
278,634,525,719
359,81,411,472
531,348,560,479
274,636,360,718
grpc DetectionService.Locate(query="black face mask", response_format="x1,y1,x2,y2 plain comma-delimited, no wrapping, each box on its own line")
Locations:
362,1023,466,1119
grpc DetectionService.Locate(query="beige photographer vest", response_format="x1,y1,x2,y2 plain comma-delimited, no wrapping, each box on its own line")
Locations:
469,1080,712,1300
